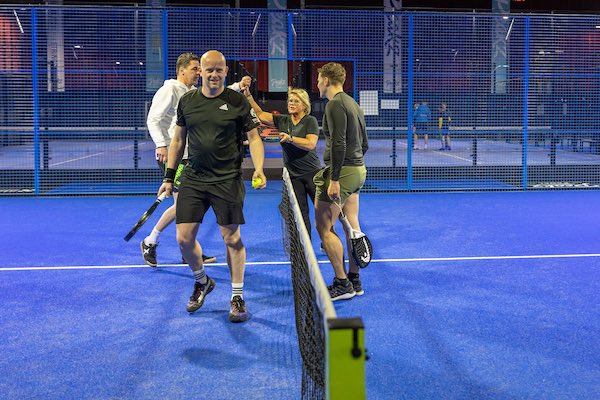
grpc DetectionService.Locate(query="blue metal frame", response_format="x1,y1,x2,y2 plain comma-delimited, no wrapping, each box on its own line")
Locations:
287,12,293,60
162,9,169,81
522,17,530,189
31,9,40,195
407,14,414,191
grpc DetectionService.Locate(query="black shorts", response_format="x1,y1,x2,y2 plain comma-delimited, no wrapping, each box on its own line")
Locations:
176,170,245,225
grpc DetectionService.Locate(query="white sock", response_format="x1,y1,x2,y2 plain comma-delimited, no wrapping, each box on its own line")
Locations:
232,282,244,300
145,228,161,245
193,269,207,285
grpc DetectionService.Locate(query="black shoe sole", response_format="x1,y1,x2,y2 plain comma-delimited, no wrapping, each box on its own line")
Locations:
229,312,250,323
330,291,356,301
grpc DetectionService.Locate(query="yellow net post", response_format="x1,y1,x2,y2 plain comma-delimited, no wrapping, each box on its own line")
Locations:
327,317,366,400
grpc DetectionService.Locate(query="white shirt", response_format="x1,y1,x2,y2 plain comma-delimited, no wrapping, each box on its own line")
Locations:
146,79,242,148
146,79,189,148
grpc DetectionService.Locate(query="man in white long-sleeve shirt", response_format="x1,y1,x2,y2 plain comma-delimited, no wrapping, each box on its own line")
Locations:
142,52,251,267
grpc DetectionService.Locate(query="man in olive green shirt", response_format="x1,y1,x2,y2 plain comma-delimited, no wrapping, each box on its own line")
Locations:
314,62,368,301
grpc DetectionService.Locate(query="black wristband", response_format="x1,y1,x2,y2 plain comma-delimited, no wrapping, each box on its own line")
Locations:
164,167,176,182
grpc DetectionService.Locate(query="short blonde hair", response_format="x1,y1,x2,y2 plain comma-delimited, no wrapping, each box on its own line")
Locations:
317,62,346,86
288,87,311,115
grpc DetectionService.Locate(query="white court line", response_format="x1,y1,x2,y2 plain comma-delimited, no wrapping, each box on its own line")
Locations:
0,261,284,271
2,253,599,271
49,142,150,167
371,253,600,263
432,149,472,163
392,140,473,163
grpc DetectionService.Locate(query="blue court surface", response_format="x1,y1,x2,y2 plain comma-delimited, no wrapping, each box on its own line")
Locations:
1,184,599,399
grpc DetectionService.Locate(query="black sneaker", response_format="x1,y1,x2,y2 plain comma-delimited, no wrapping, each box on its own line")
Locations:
140,240,158,267
186,277,215,313
181,255,217,264
229,295,250,322
348,273,364,296
327,278,355,301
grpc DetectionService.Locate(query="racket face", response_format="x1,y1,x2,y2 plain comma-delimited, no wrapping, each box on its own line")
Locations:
334,202,372,267
123,201,160,241
351,235,373,268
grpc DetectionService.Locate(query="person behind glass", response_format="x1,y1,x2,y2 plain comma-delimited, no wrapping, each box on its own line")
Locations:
142,52,252,267
412,101,419,150
158,50,266,323
244,87,321,236
438,102,452,151
314,62,368,301
414,100,431,149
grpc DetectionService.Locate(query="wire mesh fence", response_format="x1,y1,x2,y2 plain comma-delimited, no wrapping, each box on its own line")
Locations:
2,6,600,195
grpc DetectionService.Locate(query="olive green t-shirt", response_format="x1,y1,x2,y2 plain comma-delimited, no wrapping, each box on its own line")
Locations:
272,113,322,177
322,92,369,181
177,88,260,182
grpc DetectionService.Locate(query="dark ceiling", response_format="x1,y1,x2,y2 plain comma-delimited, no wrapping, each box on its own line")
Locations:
3,0,600,13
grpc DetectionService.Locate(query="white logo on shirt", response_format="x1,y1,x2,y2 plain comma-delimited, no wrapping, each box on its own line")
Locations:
250,108,260,124
219,104,228,111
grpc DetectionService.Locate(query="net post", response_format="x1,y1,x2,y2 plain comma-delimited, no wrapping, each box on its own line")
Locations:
326,317,366,400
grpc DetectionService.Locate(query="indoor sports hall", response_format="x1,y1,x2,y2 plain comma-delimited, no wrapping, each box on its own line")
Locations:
1,2,599,400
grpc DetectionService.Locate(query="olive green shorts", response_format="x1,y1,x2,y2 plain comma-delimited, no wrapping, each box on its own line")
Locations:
313,165,367,204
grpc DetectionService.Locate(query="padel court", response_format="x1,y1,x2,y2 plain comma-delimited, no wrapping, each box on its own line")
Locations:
1,184,598,399
2,5,600,399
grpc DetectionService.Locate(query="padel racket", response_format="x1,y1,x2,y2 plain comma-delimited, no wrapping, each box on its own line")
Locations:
258,123,281,142
333,202,372,268
123,192,167,242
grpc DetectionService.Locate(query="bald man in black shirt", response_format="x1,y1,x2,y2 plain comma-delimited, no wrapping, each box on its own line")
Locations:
158,50,266,322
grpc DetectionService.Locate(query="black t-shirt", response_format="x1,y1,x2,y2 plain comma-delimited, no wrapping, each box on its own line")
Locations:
177,88,260,182
272,113,322,177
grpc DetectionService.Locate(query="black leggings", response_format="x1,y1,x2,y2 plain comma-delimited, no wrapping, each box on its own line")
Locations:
290,170,318,238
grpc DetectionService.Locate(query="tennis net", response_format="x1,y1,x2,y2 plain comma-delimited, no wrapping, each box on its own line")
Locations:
279,168,337,400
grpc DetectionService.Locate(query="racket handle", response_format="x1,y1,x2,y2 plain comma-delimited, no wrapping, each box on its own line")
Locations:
157,192,167,202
